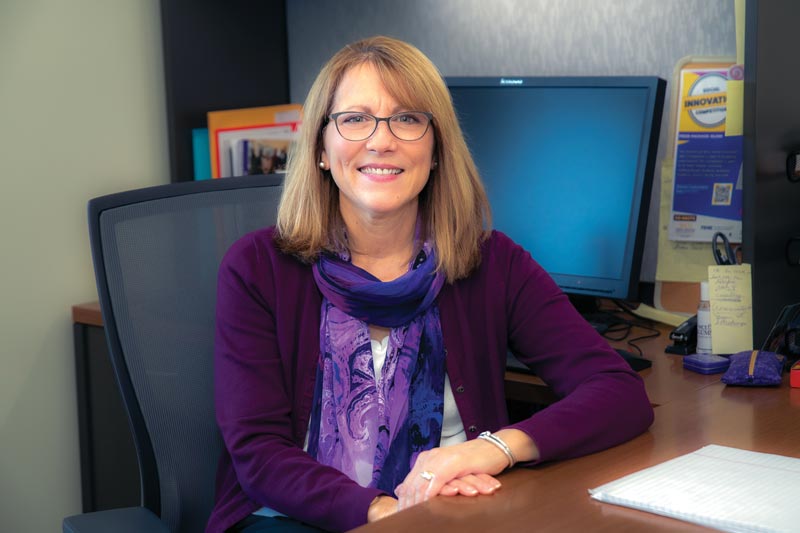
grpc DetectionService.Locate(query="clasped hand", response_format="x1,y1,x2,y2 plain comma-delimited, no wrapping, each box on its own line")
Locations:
368,436,510,521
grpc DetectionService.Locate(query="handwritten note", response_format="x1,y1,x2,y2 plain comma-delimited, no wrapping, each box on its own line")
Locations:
708,264,753,354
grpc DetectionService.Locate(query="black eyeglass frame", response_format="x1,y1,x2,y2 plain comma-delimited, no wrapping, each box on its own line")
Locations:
326,111,434,141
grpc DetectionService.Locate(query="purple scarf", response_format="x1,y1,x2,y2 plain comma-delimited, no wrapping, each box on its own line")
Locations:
308,244,446,492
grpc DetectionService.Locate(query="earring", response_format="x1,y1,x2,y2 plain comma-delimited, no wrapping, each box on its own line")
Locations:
319,161,326,170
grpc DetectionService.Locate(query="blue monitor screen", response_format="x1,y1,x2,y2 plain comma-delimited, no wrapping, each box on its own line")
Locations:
447,77,665,300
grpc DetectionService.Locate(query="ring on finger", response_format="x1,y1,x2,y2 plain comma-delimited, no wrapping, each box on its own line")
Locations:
420,470,435,482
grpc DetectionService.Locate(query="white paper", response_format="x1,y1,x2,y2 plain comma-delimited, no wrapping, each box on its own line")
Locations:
589,445,800,532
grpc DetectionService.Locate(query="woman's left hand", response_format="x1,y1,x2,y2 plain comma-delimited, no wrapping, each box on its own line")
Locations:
394,428,539,510
394,439,505,510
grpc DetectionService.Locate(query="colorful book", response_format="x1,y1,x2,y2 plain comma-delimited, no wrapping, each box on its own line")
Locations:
207,104,302,178
231,138,294,176
191,128,211,180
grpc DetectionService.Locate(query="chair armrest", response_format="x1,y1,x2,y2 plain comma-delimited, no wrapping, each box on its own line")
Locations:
63,506,170,533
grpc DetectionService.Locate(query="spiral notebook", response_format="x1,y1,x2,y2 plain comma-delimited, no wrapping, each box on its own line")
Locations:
589,445,799,532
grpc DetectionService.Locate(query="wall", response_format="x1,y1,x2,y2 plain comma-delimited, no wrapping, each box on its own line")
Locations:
0,1,168,531
286,0,737,284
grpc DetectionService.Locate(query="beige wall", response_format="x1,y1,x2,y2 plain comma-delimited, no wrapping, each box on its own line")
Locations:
0,1,168,530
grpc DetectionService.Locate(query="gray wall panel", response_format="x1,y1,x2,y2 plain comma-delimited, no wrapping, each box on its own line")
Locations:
287,0,737,284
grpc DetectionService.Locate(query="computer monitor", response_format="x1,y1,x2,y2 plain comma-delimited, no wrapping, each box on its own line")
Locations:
447,76,666,308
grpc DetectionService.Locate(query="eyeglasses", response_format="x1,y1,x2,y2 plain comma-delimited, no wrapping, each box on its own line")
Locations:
327,111,433,141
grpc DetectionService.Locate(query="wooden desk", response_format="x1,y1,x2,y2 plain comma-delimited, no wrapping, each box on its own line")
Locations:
72,301,139,512
75,303,799,530
353,328,800,533
72,300,102,326
505,323,720,407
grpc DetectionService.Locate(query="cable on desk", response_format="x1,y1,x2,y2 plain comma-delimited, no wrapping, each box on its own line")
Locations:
597,300,661,357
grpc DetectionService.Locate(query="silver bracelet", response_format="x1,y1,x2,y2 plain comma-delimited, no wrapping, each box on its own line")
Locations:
478,430,516,468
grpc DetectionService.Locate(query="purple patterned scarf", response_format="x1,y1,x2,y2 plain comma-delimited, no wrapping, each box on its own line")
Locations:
308,244,446,492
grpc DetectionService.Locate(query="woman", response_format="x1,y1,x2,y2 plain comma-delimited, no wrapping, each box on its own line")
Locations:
208,36,653,533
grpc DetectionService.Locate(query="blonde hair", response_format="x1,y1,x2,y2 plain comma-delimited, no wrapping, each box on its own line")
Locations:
275,36,491,282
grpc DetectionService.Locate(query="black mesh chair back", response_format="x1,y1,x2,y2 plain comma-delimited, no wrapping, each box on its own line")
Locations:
87,175,283,533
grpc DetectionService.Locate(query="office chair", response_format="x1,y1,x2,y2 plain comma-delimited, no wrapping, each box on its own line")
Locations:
63,174,284,533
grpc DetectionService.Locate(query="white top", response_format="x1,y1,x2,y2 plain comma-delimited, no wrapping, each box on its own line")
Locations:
371,335,466,447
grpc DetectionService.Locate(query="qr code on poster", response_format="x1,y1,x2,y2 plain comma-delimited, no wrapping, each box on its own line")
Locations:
712,183,733,206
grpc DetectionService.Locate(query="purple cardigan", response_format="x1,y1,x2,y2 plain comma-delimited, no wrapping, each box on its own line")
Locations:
207,228,653,533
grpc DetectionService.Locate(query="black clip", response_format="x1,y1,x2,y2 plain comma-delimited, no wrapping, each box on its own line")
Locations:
712,232,740,265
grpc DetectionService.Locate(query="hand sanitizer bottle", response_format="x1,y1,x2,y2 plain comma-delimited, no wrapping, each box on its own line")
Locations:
696,281,712,354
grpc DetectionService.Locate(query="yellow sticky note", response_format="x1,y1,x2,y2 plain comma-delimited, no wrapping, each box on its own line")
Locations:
708,264,753,354
725,80,744,137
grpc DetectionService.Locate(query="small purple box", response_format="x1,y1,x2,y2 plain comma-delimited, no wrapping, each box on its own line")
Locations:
683,353,731,375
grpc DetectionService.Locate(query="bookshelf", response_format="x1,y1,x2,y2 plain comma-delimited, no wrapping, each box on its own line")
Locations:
160,0,290,182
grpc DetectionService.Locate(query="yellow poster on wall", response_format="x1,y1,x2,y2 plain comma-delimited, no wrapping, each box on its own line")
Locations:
667,62,743,243
656,58,735,286
654,1,746,312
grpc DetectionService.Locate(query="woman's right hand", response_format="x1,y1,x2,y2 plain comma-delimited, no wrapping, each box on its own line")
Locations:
393,429,538,510
367,495,399,522
393,440,505,510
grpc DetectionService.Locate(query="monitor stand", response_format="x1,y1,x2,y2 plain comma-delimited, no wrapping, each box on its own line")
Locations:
567,294,652,371
569,294,612,333
568,294,601,315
